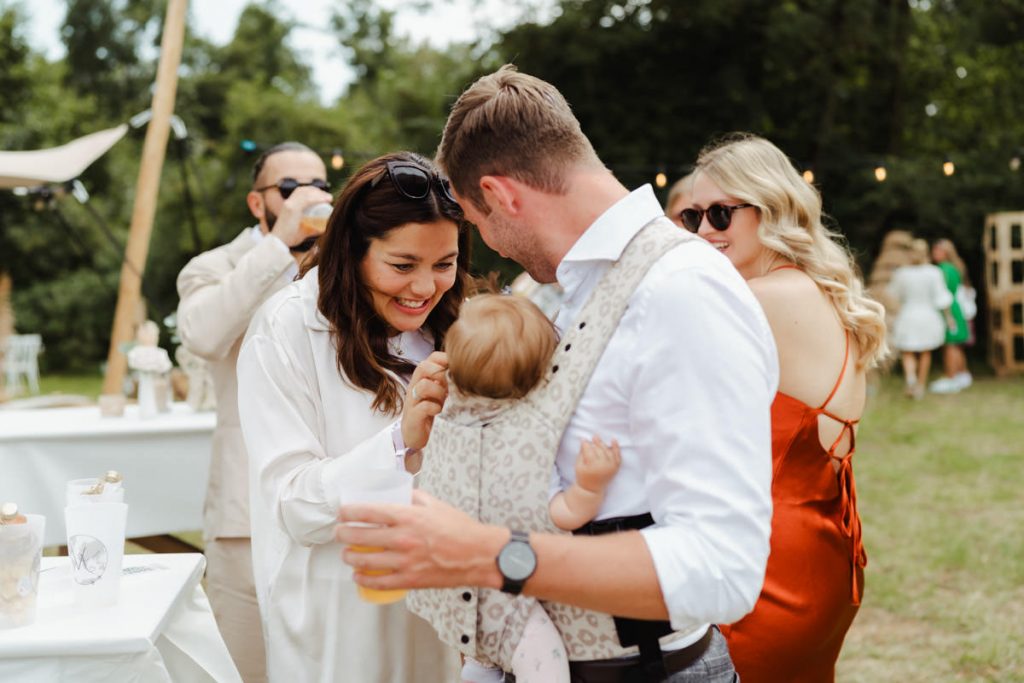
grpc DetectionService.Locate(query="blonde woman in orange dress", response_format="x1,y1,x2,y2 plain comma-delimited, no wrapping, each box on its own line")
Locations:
685,134,888,682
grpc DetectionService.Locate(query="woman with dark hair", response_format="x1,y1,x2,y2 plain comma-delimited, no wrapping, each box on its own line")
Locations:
237,151,467,682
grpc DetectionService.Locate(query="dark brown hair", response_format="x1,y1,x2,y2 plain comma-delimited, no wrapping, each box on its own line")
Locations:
251,141,317,185
444,294,558,399
436,64,601,212
300,151,471,415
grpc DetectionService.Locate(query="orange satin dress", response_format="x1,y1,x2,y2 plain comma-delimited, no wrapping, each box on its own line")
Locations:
722,331,866,682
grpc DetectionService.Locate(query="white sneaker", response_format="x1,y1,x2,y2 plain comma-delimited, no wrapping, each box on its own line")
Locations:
954,372,973,389
929,377,961,394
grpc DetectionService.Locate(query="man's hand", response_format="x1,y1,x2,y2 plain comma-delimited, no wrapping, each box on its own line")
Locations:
271,184,333,249
575,437,621,494
336,490,506,590
401,351,449,451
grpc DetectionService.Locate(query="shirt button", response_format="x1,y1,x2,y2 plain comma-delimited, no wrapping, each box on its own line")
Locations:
460,634,470,644
462,591,472,602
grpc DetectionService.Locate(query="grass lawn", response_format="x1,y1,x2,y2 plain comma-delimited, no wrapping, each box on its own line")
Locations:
837,373,1024,682
37,372,105,399
28,370,1024,679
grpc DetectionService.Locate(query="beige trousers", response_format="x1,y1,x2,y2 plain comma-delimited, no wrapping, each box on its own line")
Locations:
205,537,267,683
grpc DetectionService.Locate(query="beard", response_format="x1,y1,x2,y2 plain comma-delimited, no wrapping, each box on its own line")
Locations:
263,207,316,252
487,212,556,283
264,208,278,233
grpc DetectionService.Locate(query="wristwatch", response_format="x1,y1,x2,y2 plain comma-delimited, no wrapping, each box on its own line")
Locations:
496,530,537,595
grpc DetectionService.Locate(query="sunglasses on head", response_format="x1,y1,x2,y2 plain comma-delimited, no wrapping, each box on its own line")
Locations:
256,177,331,200
679,203,755,233
373,160,457,204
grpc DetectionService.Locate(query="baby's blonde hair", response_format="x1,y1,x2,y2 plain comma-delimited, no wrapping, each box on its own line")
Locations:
695,133,889,369
444,294,558,399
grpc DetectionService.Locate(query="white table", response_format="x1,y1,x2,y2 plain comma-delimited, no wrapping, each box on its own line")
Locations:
0,403,216,546
0,554,241,683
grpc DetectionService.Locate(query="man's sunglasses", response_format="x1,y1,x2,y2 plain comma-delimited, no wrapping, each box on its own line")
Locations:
256,177,331,200
679,203,755,233
373,160,457,204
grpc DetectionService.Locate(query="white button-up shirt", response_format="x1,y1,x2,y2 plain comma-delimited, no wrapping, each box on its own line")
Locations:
551,185,778,636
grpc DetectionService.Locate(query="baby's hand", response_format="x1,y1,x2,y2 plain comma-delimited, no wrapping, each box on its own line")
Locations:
575,437,621,494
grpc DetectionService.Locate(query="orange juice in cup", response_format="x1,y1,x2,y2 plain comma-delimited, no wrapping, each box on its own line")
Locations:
349,545,408,604
299,202,332,237
338,469,414,604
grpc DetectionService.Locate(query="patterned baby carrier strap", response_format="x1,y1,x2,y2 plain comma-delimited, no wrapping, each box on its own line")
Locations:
409,216,699,666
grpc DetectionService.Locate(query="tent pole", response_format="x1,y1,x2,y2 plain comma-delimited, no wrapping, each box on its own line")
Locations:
101,0,188,396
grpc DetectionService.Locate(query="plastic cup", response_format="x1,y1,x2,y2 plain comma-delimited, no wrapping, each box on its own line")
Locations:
0,514,45,629
338,469,413,604
300,202,333,237
65,479,127,608
98,393,126,417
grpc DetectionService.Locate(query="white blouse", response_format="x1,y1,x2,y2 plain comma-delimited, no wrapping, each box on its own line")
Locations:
237,268,458,682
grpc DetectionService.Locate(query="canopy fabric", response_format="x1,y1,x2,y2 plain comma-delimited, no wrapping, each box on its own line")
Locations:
0,124,129,189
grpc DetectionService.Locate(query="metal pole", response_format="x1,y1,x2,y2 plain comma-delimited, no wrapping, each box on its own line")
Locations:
101,0,188,395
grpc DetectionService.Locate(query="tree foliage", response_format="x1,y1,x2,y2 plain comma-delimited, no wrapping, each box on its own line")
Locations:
1,0,1023,370
494,0,1024,293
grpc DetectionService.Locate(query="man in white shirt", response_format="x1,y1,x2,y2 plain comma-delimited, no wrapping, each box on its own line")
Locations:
176,141,332,682
336,66,777,682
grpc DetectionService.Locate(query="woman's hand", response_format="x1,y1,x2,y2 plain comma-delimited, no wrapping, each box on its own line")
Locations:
401,351,449,451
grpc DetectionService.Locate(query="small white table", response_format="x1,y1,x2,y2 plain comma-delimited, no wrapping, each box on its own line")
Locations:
0,554,241,683
0,403,216,546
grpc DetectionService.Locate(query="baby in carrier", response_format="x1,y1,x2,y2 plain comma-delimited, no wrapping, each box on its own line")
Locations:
440,293,622,683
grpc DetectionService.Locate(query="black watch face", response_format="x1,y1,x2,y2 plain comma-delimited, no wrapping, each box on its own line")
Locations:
498,541,536,581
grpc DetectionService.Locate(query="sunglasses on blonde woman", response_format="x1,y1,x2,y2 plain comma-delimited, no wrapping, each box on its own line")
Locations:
679,203,755,233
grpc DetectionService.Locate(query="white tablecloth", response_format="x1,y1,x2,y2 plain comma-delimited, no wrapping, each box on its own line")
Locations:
0,553,240,682
0,403,216,546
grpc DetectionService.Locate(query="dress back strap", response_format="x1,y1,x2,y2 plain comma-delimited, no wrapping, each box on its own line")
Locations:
819,330,851,411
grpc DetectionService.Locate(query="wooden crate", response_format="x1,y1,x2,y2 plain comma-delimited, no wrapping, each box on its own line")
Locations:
984,212,1024,375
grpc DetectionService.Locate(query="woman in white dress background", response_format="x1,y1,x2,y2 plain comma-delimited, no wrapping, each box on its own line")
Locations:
888,238,953,398
237,151,468,682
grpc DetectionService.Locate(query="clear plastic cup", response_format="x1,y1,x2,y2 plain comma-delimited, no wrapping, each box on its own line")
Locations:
0,514,45,629
300,202,333,237
338,469,413,604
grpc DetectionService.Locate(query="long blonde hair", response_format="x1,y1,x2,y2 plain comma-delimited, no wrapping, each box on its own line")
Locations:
932,238,970,285
694,134,889,369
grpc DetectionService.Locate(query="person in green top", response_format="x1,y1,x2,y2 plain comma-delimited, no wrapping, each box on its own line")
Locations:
930,238,972,393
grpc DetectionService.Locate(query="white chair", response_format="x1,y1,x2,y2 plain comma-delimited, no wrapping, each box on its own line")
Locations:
3,334,43,395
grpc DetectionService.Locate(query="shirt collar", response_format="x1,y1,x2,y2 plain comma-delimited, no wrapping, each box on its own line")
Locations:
556,184,665,280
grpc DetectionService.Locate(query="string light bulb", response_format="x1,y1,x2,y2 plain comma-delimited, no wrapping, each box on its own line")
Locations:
655,171,668,188
874,165,887,182
943,157,955,176
802,169,815,183
331,149,345,171
1011,155,1022,172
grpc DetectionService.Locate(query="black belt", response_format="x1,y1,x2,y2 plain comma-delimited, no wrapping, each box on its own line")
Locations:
568,627,714,683
502,627,715,683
